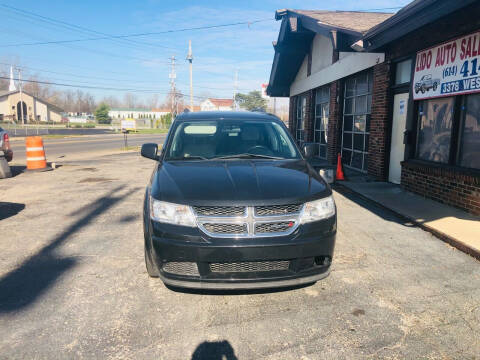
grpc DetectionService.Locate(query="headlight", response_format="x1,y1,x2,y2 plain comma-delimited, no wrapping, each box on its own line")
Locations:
150,197,196,227
299,196,336,224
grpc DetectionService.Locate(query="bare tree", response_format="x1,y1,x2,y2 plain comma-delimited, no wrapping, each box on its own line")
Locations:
100,95,120,109
123,93,138,108
147,94,160,109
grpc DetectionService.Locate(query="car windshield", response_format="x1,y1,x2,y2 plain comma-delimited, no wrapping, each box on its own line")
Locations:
165,119,301,160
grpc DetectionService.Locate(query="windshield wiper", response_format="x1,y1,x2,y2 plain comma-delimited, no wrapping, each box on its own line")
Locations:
169,155,208,161
212,153,284,160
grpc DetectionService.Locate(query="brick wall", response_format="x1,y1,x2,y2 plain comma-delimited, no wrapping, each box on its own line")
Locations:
368,62,391,180
288,96,296,130
401,162,480,216
304,90,314,143
327,80,341,165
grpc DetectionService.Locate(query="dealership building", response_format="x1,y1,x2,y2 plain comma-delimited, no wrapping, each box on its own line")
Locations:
267,0,480,215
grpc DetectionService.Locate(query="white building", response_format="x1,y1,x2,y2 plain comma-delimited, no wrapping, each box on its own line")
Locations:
108,108,170,119
200,98,234,111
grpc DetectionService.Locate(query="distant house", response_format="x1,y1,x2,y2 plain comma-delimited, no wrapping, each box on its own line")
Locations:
200,98,234,111
179,105,201,113
0,89,64,123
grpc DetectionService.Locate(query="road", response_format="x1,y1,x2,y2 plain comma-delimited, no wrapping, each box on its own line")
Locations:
0,151,478,359
9,133,166,163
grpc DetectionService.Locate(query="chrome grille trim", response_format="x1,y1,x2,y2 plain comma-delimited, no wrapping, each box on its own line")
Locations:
195,205,302,238
255,204,303,217
162,262,199,276
203,223,247,235
210,260,290,273
255,221,294,234
192,206,246,217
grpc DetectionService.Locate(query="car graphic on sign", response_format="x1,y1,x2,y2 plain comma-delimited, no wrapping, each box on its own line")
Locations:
415,74,440,94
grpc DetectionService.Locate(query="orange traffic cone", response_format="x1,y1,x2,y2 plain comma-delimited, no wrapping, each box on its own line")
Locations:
336,153,345,181
26,136,50,171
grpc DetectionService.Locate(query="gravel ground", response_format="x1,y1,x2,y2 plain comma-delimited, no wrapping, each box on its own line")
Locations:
0,151,479,359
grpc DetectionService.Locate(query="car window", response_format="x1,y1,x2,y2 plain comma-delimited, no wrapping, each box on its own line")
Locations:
165,119,300,160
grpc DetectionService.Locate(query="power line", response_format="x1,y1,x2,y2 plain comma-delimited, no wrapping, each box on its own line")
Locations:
1,76,210,99
0,63,253,92
0,62,172,82
0,18,273,48
0,3,181,52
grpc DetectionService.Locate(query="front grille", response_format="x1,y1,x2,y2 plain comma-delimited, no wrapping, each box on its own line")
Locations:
195,204,303,238
203,223,247,235
162,262,199,276
255,204,303,216
193,206,245,217
255,221,294,234
210,260,290,273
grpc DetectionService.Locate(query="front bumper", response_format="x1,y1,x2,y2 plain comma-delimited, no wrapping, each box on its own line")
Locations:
147,218,336,290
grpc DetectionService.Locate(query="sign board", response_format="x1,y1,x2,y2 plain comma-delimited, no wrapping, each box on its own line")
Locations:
121,119,136,131
413,30,480,100
399,99,405,115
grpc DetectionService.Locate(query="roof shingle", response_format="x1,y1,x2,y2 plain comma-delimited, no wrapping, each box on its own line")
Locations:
286,10,394,34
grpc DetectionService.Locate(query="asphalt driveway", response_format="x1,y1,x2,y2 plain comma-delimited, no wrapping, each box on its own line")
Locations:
0,152,478,359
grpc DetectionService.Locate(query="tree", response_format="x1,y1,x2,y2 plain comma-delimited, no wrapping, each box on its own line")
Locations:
95,103,111,124
235,90,267,111
123,93,138,108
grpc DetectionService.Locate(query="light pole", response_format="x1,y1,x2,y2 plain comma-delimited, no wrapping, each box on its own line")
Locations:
16,68,25,125
187,40,194,111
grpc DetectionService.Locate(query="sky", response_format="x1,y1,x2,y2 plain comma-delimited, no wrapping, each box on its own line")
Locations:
0,0,412,106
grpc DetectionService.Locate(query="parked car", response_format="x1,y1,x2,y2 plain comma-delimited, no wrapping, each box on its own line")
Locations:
141,111,336,290
415,74,440,93
0,127,13,162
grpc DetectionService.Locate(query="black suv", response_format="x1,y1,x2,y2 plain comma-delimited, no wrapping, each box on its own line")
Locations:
141,111,336,289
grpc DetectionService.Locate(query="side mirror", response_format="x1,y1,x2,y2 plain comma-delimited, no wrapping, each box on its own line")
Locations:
141,143,159,160
303,143,316,159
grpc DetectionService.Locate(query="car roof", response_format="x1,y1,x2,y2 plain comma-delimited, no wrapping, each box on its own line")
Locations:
175,111,281,122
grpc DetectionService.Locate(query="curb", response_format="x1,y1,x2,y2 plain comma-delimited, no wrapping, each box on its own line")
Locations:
333,182,480,261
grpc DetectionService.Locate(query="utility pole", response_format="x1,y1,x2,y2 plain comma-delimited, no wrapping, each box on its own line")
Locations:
233,69,238,110
186,40,194,111
16,68,25,125
169,55,177,117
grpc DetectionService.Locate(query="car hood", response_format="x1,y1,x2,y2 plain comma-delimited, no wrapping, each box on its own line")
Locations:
150,159,330,206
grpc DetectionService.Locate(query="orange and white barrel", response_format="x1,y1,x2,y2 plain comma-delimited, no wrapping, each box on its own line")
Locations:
26,136,47,170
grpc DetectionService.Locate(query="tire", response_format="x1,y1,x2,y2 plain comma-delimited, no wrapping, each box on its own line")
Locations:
145,244,159,278
0,156,12,179
421,87,425,94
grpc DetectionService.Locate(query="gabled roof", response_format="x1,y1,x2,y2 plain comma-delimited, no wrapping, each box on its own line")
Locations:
363,0,479,50
0,89,19,97
206,98,233,107
0,89,64,112
267,9,393,97
281,10,393,35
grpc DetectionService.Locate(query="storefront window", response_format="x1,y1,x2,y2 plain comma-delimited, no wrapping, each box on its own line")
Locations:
459,94,480,169
417,97,454,163
416,97,454,163
342,71,373,172
296,96,306,145
314,86,330,159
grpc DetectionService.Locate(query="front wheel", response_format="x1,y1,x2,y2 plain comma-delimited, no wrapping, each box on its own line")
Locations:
145,244,159,277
